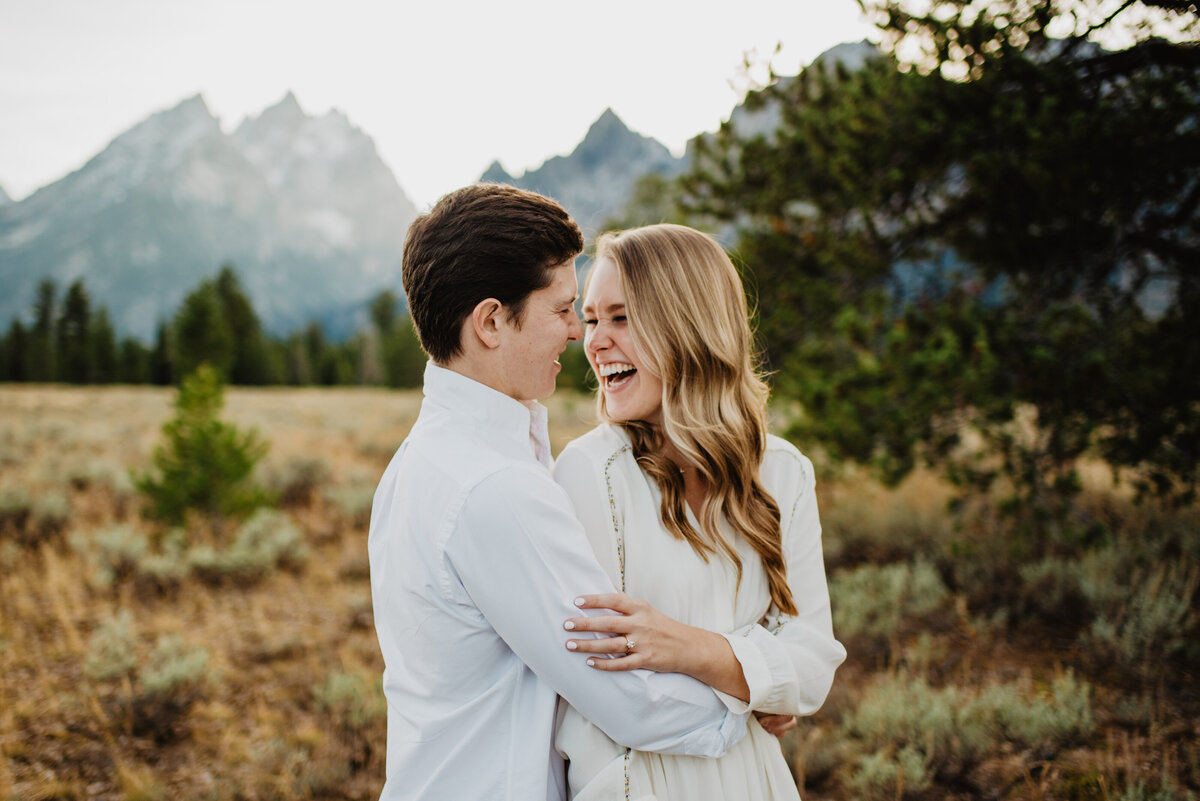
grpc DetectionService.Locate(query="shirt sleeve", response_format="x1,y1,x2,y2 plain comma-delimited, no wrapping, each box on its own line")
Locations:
717,453,847,716
444,464,749,757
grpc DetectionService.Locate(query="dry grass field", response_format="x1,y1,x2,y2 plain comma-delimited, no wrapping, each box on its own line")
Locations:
0,384,1195,801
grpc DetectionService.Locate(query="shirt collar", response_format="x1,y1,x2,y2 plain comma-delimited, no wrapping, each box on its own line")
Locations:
422,362,552,467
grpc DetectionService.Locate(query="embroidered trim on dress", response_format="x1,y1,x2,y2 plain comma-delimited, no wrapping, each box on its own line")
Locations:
603,444,632,593
602,443,634,801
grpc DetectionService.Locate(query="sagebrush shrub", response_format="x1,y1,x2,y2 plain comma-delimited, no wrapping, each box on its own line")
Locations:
0,484,32,537
84,610,137,681
846,745,932,801
139,636,210,695
313,669,387,774
1089,560,1199,669
323,485,375,527
264,456,331,507
31,491,70,537
83,608,213,743
314,671,387,729
830,558,949,640
842,670,1096,785
189,508,308,586
81,525,188,596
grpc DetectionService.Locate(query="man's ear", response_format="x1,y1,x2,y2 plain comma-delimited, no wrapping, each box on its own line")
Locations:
467,298,506,350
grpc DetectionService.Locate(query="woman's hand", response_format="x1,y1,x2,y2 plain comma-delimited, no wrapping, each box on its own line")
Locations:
564,592,751,702
563,592,694,674
754,712,797,738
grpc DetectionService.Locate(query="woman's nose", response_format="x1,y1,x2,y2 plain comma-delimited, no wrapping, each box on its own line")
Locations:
585,322,609,353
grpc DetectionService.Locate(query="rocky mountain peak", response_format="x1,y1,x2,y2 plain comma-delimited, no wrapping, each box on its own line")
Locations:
480,160,514,184
251,90,307,129
0,92,418,340
575,108,668,169
478,108,682,237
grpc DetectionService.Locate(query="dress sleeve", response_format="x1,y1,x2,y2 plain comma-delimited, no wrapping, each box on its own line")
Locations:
446,464,749,756
718,452,847,716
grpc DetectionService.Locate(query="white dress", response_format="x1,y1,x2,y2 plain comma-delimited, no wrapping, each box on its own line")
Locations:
552,424,847,801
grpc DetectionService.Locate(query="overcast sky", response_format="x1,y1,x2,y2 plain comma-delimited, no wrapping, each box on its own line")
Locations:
1,0,877,208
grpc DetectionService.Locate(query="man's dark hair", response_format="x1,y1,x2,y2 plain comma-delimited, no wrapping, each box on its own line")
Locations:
401,183,584,364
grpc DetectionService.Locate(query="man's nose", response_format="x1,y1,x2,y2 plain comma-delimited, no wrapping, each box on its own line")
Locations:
567,310,583,341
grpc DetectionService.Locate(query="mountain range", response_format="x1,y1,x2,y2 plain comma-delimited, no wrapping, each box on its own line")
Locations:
0,41,876,340
481,108,685,238
0,93,418,339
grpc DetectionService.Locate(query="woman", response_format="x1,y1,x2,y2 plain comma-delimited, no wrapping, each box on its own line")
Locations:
553,224,846,800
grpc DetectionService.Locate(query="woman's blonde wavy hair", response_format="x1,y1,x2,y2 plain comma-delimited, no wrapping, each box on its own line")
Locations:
592,224,796,615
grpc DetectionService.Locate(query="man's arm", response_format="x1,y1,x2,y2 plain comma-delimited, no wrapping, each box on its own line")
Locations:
444,465,748,757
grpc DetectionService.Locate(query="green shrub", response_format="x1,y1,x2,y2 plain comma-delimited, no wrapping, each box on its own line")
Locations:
189,508,308,586
845,745,932,801
1117,779,1198,801
92,525,148,585
264,456,331,507
140,636,210,695
842,671,1095,784
130,635,212,744
81,525,188,596
84,608,213,743
0,484,31,533
313,669,387,774
30,490,71,538
84,610,137,681
830,558,950,640
133,365,269,527
967,672,1095,751
1088,561,1199,670
323,485,375,527
314,670,387,729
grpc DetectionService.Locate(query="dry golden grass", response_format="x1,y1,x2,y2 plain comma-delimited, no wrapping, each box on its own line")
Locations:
0,385,1194,801
0,384,600,801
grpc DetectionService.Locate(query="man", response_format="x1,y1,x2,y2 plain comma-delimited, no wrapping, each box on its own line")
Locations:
368,184,748,800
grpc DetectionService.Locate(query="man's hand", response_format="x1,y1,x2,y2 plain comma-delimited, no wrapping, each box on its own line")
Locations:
754,712,797,738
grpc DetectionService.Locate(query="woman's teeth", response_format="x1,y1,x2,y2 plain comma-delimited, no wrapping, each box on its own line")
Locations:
599,362,637,389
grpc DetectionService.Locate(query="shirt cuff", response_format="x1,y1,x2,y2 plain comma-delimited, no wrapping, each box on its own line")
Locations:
713,627,772,714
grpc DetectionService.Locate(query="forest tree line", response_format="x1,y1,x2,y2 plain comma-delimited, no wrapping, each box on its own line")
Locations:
0,266,429,389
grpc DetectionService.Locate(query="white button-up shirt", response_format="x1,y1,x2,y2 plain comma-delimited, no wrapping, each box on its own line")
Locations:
368,363,747,801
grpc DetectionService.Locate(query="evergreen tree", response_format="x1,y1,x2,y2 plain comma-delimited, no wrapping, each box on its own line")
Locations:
1,320,29,381
133,365,269,528
150,322,174,385
682,0,1200,519
173,281,234,380
215,265,270,385
118,337,151,384
359,327,384,385
57,280,91,383
29,280,57,382
283,332,312,385
90,308,118,384
369,289,399,336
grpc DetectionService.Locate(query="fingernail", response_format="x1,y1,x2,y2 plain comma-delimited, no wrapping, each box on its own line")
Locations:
574,597,585,606
567,641,578,650
586,659,595,667
564,620,576,630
